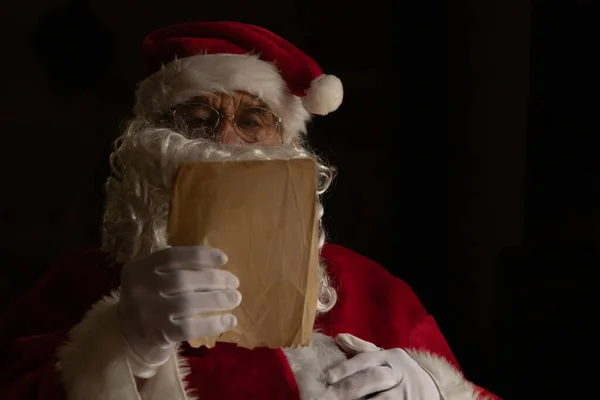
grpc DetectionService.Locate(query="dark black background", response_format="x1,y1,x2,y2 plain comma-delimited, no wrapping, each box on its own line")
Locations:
1,0,598,398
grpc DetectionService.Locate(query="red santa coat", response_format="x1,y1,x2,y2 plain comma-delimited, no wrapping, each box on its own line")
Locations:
0,244,498,399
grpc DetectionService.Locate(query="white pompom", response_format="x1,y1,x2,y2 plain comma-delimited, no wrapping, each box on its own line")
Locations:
302,74,343,115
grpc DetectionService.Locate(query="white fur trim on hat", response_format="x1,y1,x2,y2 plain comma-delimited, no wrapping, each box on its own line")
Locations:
134,54,309,144
302,75,344,116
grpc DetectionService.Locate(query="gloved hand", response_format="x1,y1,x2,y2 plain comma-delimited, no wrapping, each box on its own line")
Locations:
325,334,441,400
118,246,241,378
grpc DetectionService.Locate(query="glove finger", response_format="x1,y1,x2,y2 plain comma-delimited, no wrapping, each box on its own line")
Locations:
166,313,237,342
336,333,380,355
158,269,240,293
328,366,397,400
369,386,403,400
152,246,228,271
164,289,242,316
326,351,386,384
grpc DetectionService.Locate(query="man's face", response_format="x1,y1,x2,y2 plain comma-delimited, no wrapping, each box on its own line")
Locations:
104,89,336,312
164,91,283,145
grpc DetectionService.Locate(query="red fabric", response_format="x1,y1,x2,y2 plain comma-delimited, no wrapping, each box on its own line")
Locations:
316,246,460,365
180,342,300,399
0,244,498,399
0,250,118,399
142,21,324,96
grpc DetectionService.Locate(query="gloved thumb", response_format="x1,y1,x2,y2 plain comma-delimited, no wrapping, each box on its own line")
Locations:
335,333,380,355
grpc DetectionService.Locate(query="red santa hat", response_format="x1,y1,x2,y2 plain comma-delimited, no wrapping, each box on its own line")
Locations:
134,21,343,142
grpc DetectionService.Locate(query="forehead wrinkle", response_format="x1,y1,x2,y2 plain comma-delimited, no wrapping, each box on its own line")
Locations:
186,91,269,111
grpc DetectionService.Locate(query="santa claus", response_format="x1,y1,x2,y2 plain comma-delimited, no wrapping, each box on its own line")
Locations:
0,22,498,400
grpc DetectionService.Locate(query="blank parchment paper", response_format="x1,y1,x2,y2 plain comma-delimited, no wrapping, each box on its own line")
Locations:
167,159,319,349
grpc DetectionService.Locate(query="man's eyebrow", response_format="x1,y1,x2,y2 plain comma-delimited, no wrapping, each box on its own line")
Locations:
184,94,269,109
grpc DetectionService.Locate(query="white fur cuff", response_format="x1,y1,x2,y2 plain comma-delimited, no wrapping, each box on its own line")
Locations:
56,292,190,400
406,350,489,400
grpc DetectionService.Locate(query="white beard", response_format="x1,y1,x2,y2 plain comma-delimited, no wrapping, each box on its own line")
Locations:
101,117,337,313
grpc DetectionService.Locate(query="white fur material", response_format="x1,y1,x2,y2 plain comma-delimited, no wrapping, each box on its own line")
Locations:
55,293,480,400
407,350,491,400
56,293,193,400
134,53,311,144
283,332,347,400
302,75,344,116
54,290,343,400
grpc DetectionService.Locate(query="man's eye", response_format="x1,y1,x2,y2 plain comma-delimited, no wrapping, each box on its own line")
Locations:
237,119,260,128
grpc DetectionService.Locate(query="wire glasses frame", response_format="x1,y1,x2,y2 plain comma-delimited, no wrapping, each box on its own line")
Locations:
168,102,283,142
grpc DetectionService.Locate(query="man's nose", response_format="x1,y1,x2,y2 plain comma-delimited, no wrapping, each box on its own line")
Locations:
216,118,244,144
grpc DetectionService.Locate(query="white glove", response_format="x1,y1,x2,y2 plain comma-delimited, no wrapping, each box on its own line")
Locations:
325,334,441,400
118,246,242,378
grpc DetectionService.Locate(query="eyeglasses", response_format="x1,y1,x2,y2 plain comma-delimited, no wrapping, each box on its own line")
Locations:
167,102,282,142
